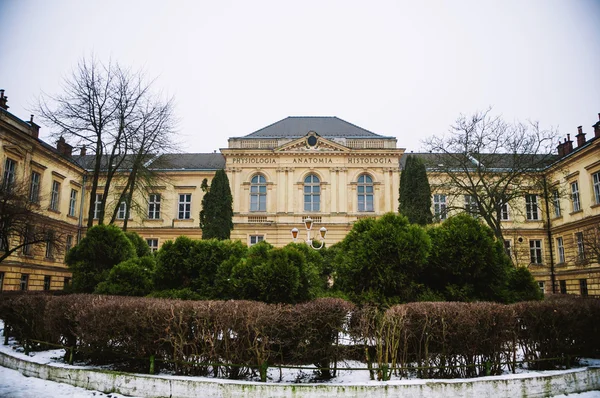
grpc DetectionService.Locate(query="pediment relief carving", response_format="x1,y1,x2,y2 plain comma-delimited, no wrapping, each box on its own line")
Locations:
276,134,350,153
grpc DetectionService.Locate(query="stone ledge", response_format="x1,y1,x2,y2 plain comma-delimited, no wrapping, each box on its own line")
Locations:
1,350,600,397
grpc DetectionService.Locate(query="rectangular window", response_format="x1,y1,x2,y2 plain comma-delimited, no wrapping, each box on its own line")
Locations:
594,172,600,205
249,235,264,246
66,235,73,254
43,275,51,291
525,194,539,220
117,201,127,219
433,194,447,220
146,238,158,252
50,180,61,211
68,189,78,217
20,274,29,291
45,231,55,259
556,237,565,264
2,158,16,191
464,195,478,216
538,281,545,296
504,240,512,257
552,189,561,218
29,171,41,203
64,277,71,289
148,194,161,219
559,280,567,294
93,194,103,219
571,181,581,212
529,239,543,264
22,225,33,256
580,279,588,297
500,202,510,221
575,232,585,261
0,271,4,292
178,194,191,219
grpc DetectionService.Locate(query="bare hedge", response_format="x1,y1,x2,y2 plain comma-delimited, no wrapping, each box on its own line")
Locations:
1,294,599,380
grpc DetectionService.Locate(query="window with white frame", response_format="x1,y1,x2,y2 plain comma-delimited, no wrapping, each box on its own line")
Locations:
357,174,374,212
146,238,158,252
525,194,539,220
68,189,78,217
117,201,127,219
304,174,321,212
22,225,33,256
66,235,73,254
50,180,60,211
504,240,512,257
538,281,545,296
529,239,543,264
250,175,267,212
552,189,561,218
575,232,585,261
93,194,103,219
464,195,478,216
249,235,264,246
45,230,55,259
593,172,600,205
148,194,161,219
29,171,40,203
571,181,581,212
178,194,191,219
43,275,51,291
2,158,16,191
433,194,447,220
20,274,29,291
500,202,510,221
556,237,565,263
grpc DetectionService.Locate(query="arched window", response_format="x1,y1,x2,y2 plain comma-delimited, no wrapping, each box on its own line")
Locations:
250,174,267,212
357,174,374,212
304,174,320,211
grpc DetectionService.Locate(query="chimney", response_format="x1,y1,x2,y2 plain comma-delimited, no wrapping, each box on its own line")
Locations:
557,141,564,157
575,126,586,147
56,136,73,157
564,134,574,155
28,115,40,139
0,89,9,110
80,145,87,156
594,113,600,139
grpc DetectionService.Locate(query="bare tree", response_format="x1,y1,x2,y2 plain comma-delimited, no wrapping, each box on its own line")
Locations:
0,180,63,263
108,96,177,229
423,109,558,242
37,56,176,227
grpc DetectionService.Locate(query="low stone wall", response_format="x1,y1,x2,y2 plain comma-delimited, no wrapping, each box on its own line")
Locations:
1,351,600,398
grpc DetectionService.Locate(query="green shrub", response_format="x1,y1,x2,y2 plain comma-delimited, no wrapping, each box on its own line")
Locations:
66,224,136,293
95,256,155,296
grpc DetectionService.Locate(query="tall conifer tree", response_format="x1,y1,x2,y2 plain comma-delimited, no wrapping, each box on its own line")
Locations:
200,169,234,239
399,155,433,225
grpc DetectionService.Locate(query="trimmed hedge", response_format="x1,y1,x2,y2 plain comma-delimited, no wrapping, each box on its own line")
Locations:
1,294,599,380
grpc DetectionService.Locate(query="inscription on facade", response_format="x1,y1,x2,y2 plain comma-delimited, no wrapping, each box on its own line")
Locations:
347,158,393,164
232,158,276,164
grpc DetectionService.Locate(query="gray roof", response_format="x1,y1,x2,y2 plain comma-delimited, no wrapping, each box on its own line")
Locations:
150,153,225,170
73,153,225,171
402,152,559,171
242,116,393,139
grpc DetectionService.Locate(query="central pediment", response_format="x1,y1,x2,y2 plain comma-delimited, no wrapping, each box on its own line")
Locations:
275,132,351,153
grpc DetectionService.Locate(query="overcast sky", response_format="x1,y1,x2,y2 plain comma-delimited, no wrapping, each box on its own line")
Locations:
1,0,599,153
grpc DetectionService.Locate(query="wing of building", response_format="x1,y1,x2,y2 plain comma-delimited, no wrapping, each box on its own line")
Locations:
1,91,599,297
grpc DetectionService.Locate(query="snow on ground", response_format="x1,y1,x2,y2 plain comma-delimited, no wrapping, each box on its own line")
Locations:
0,365,140,398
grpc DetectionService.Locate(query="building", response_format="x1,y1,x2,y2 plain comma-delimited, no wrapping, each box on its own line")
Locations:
0,89,598,295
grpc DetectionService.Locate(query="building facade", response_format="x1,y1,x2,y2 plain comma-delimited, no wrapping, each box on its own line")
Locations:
1,89,598,296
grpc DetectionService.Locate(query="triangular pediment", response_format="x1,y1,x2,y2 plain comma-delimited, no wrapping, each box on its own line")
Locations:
276,132,351,153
